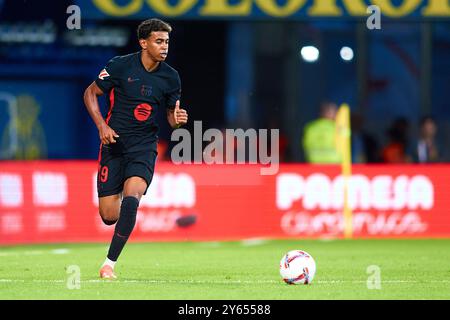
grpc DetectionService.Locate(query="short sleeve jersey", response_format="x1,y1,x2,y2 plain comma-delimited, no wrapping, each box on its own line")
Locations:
95,52,181,141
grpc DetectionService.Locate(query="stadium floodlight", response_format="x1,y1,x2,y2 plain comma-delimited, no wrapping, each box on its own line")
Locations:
300,46,319,63
340,46,354,62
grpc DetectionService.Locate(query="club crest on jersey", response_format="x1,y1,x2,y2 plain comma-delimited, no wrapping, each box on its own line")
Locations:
98,69,110,80
141,85,152,97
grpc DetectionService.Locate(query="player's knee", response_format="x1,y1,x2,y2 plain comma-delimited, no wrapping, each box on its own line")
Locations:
99,207,120,224
122,191,143,201
101,217,117,226
123,177,147,200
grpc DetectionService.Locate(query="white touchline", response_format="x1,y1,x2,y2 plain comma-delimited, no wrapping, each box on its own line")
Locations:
1,279,449,284
0,249,70,256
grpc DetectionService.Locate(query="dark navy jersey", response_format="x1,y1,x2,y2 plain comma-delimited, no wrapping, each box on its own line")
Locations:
95,52,181,142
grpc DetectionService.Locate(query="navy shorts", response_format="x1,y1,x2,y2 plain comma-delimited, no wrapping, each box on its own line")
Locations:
97,136,157,197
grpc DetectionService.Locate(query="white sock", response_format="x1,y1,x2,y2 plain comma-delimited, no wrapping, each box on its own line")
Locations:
102,257,116,269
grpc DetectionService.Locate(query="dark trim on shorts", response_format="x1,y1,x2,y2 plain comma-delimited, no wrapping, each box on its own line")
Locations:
98,175,152,198
98,188,123,198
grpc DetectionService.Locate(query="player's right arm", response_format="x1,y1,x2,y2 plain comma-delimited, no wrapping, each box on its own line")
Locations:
83,81,119,144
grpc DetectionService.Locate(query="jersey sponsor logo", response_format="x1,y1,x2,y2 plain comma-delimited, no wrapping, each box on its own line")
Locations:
127,77,140,83
134,103,153,121
98,69,110,80
141,85,152,97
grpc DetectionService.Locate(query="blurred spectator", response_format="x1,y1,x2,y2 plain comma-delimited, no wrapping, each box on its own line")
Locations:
1,94,47,160
414,116,441,163
266,118,288,162
302,101,341,164
157,138,169,161
381,117,412,163
351,113,380,163
277,131,288,163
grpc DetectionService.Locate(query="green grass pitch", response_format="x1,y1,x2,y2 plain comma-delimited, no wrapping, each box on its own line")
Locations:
1,239,449,299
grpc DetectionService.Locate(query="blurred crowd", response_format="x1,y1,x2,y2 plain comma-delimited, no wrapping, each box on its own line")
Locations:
301,102,445,164
2,96,445,164
154,102,446,164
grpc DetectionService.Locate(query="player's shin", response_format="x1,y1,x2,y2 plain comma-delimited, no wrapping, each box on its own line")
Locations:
106,196,139,262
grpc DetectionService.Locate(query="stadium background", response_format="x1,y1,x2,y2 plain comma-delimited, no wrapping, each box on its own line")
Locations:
0,0,450,244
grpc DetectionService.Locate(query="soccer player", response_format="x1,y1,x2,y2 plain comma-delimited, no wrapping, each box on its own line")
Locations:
83,18,188,279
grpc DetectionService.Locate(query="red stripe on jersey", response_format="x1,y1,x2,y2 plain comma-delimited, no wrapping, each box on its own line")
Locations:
98,88,114,170
105,88,115,124
97,143,103,163
96,142,103,179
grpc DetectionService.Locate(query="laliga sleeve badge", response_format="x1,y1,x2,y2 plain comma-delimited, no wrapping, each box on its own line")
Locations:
98,69,110,80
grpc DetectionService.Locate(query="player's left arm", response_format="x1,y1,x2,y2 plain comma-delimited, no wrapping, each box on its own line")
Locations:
167,100,188,129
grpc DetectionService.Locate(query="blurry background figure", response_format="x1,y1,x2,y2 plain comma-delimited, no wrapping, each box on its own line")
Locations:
381,117,412,163
415,116,441,163
1,94,47,160
157,139,169,161
351,113,380,163
266,118,288,163
302,101,341,164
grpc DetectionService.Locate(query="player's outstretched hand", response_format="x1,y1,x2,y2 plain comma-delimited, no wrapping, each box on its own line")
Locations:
174,100,188,127
99,123,119,145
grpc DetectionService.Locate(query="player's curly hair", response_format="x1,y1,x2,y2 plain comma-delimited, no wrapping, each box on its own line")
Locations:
137,18,172,40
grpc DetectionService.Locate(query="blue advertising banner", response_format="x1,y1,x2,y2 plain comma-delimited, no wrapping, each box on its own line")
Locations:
76,0,450,20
